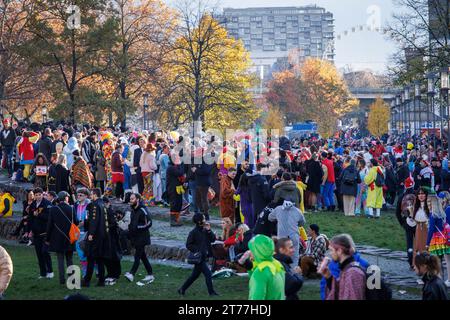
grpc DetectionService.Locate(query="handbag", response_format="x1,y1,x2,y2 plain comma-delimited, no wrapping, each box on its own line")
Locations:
186,251,202,265
55,206,80,244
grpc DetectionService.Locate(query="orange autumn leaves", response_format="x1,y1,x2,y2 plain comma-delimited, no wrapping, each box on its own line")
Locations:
266,58,358,137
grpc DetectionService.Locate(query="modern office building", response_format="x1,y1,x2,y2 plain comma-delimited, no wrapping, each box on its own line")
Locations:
219,6,335,82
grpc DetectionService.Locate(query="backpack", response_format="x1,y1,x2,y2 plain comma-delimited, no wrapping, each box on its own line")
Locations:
374,169,385,187
343,170,357,186
350,262,392,301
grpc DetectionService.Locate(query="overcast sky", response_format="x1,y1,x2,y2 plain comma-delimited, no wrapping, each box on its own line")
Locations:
166,0,400,74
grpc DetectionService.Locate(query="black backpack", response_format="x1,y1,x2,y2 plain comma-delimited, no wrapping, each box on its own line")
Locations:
374,170,385,187
343,170,357,186
350,263,392,301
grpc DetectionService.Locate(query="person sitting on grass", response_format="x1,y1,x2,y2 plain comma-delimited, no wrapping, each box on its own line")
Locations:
299,224,328,278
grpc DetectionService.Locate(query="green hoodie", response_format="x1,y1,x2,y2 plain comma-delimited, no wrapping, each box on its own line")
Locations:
248,235,285,300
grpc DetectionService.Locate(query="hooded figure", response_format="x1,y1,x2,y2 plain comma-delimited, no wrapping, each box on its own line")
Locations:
248,235,285,300
268,200,306,267
63,137,79,169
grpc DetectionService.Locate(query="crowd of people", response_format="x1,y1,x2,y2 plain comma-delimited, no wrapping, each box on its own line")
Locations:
0,118,449,300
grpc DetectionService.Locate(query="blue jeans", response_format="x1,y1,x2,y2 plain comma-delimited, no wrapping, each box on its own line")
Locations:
322,182,335,207
188,180,199,213
3,146,14,176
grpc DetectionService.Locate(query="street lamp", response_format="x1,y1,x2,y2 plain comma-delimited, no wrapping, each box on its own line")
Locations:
143,93,149,130
427,72,436,138
414,81,421,136
390,99,396,135
396,94,401,134
404,85,412,136
440,67,449,155
42,106,48,124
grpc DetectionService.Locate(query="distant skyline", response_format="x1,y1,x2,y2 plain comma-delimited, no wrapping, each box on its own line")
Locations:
166,0,400,74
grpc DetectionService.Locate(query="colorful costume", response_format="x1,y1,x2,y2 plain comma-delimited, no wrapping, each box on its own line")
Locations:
102,141,114,196
248,234,285,300
17,131,39,179
364,166,384,209
427,209,450,256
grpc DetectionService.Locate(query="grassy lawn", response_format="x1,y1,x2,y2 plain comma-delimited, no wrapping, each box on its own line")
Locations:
211,206,404,251
2,244,321,300
304,211,405,252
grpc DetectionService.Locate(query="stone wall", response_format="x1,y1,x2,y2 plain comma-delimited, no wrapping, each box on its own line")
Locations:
0,218,188,262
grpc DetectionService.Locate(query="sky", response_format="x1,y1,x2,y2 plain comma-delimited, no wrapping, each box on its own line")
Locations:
166,0,400,74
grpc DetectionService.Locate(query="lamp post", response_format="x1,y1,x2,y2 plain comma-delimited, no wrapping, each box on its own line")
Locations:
427,72,435,139
440,67,449,155
396,94,401,135
42,106,48,124
404,85,411,136
390,99,396,135
143,93,149,130
414,81,421,137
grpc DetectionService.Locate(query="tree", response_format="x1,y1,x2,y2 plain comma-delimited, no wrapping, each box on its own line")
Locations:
367,98,390,137
387,0,450,84
160,0,258,130
262,107,285,134
105,0,176,127
21,0,118,123
266,57,358,137
0,0,48,120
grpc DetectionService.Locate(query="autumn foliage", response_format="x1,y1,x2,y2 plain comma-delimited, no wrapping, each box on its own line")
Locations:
265,58,358,137
367,98,391,137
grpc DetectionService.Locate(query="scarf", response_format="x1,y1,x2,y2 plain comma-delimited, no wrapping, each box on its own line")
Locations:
71,158,93,188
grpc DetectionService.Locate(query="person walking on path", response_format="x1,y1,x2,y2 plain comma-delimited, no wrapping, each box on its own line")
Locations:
414,252,449,300
178,214,218,297
124,193,154,284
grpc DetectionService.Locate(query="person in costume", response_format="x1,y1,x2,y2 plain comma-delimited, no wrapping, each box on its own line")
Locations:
0,188,15,218
427,192,450,287
17,131,39,180
248,234,285,300
73,188,91,276
101,134,115,196
140,143,157,206
364,158,384,218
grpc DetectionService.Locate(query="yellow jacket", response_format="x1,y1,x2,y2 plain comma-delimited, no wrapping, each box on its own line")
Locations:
0,193,15,218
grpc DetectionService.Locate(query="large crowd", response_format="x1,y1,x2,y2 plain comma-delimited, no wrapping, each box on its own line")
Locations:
0,118,449,300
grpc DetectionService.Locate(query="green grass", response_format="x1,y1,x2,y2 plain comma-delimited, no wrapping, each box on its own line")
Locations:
304,211,405,252
2,245,321,300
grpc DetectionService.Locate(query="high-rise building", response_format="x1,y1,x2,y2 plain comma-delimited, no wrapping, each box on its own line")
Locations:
219,6,334,82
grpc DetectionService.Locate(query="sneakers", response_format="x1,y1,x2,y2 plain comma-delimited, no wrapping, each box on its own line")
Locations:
124,272,134,282
46,272,54,279
142,275,155,284
445,280,450,288
177,288,185,296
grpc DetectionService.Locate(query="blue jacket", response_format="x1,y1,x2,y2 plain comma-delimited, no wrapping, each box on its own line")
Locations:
319,252,369,300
